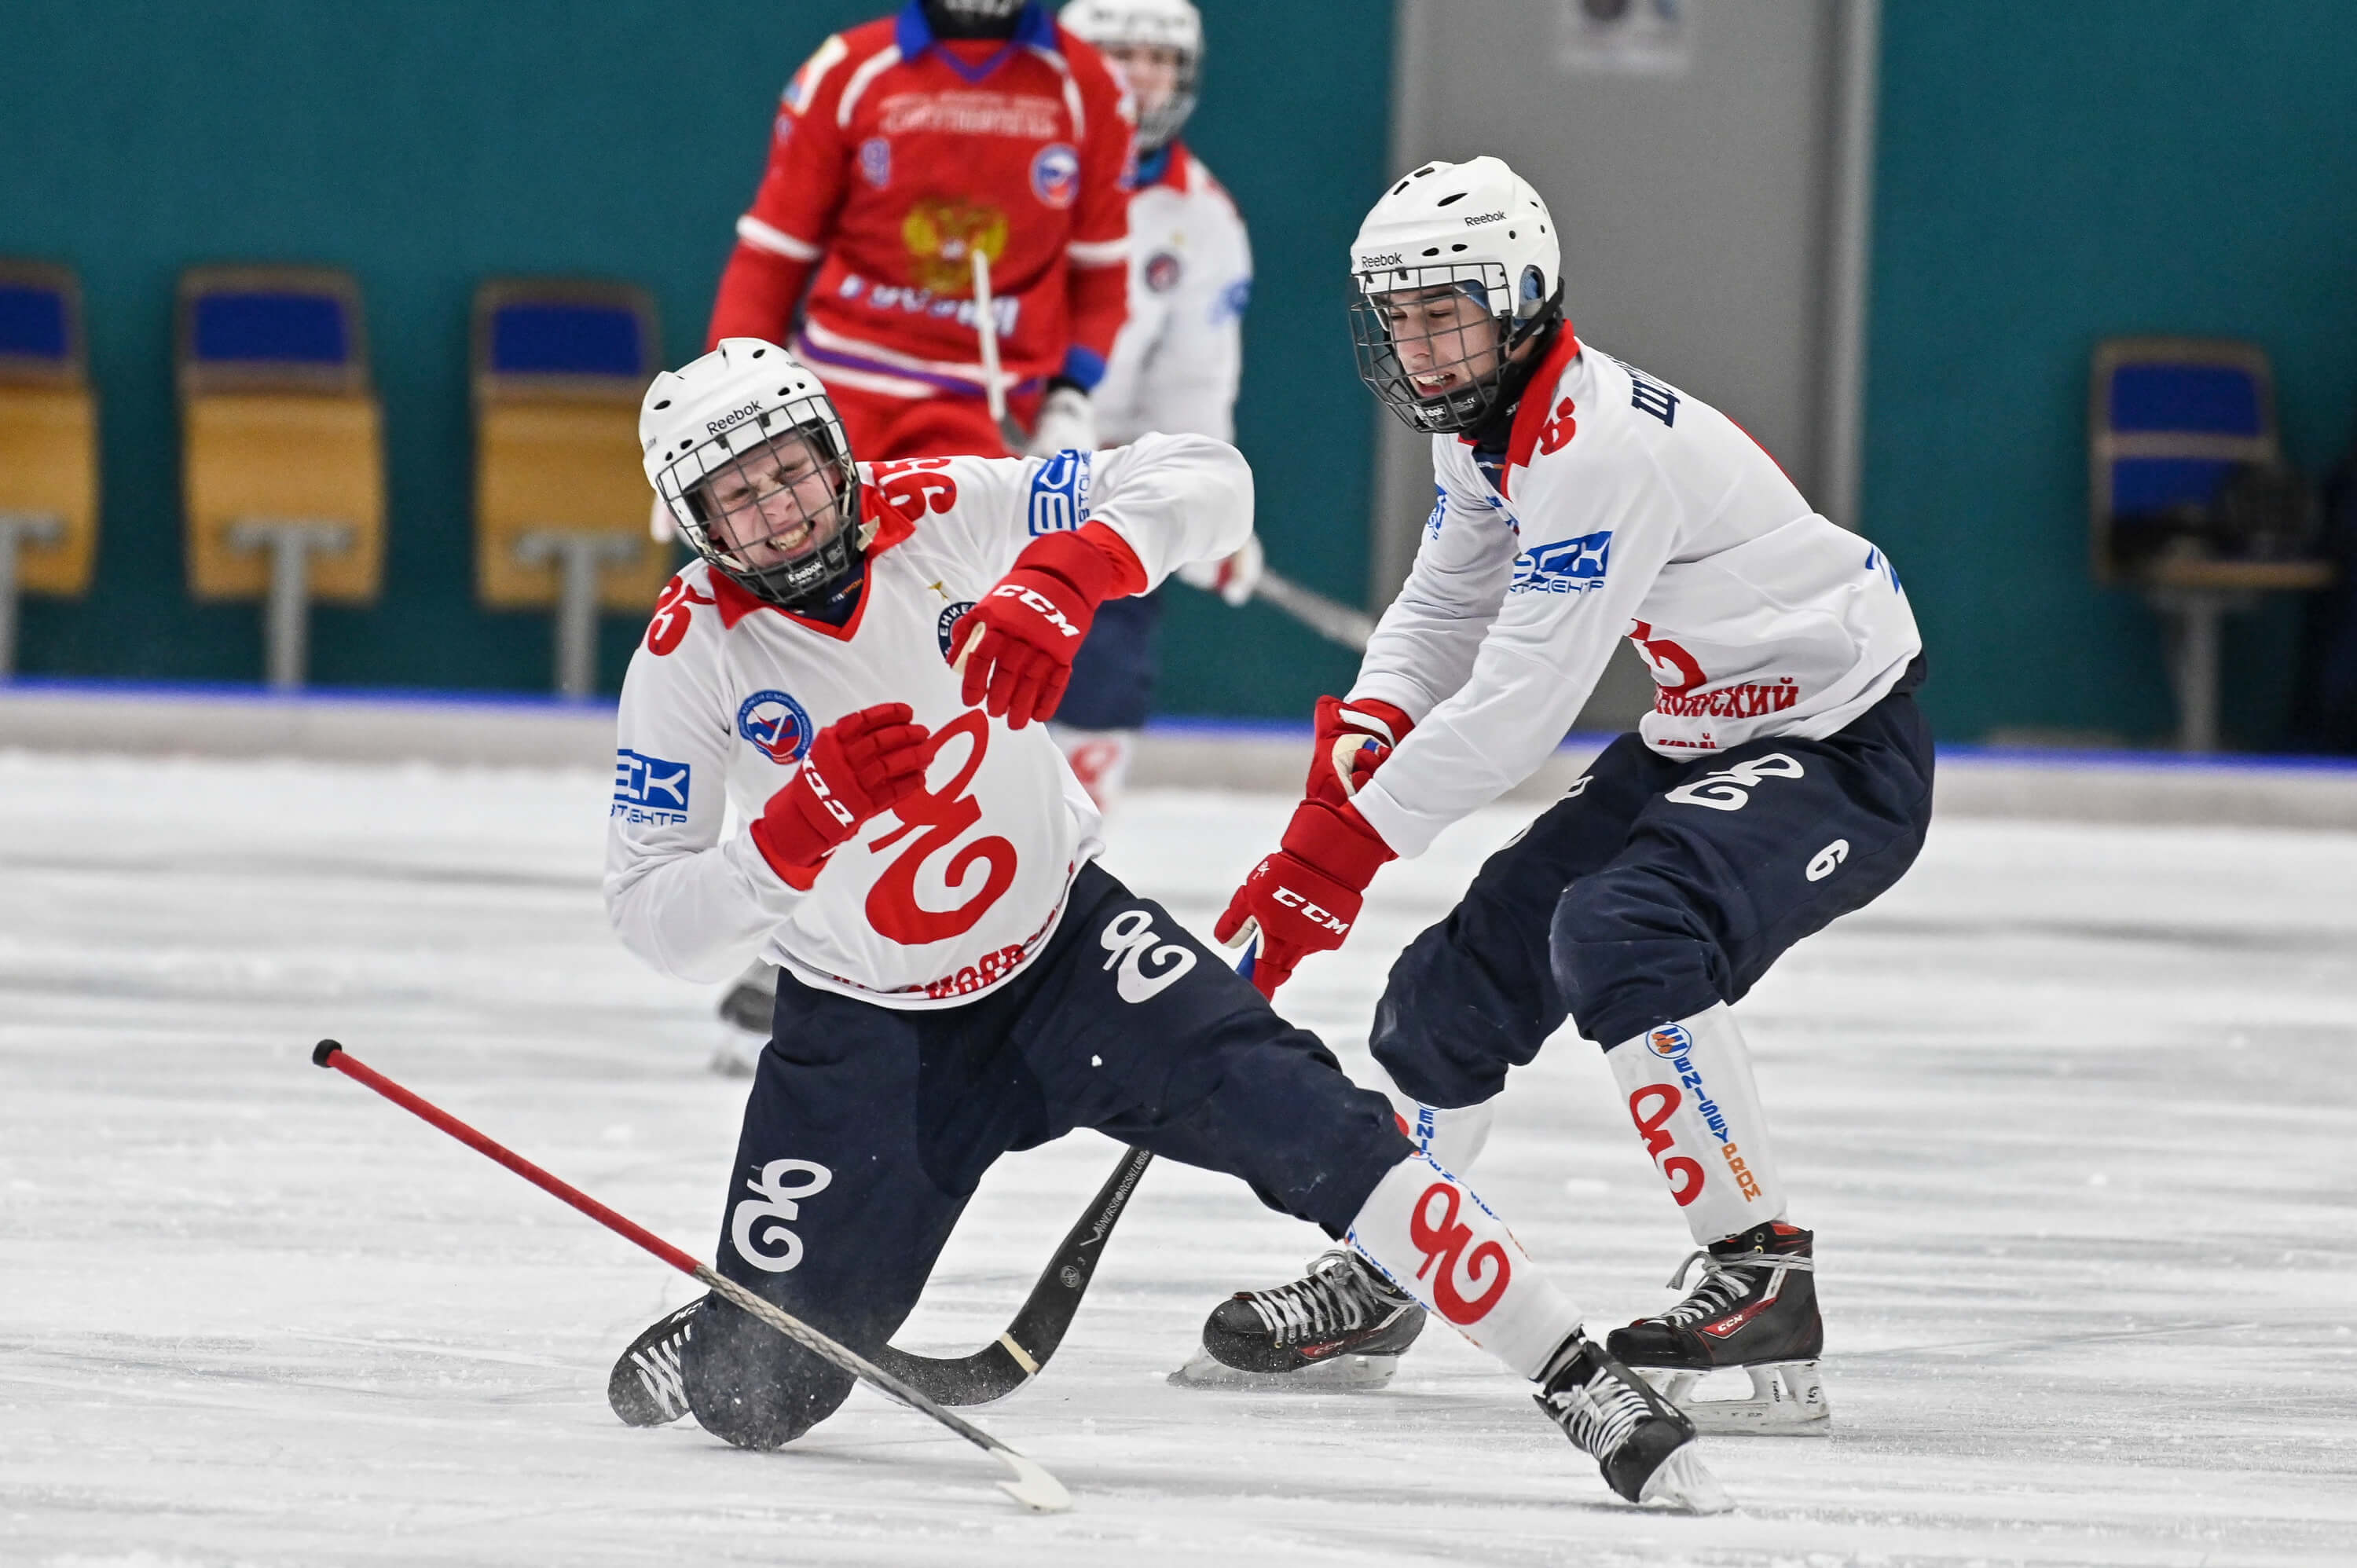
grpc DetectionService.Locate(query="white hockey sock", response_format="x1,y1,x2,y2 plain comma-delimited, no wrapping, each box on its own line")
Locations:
1608,1003,1788,1246
1344,1152,1582,1381
1047,725,1136,815
1405,1099,1497,1178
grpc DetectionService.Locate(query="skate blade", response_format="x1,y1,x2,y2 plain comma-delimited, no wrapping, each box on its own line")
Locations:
1640,1361,1830,1437
1166,1346,1400,1392
1637,1445,1732,1515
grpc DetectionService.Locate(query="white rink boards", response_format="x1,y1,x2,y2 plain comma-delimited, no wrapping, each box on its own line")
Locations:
3,750,2354,1566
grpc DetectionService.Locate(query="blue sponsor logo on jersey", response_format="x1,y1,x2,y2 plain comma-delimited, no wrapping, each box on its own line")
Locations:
613,749,691,825
858,136,890,188
737,690,816,764
1508,529,1612,595
1031,143,1080,209
1865,546,1904,594
1425,484,1447,537
937,599,976,658
1212,275,1252,324
1026,449,1094,536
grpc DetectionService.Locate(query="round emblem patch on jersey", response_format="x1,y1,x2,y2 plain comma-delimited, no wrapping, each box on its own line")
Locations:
858,136,890,189
1031,143,1080,209
1647,1023,1694,1060
936,601,977,659
737,690,816,764
1143,250,1183,293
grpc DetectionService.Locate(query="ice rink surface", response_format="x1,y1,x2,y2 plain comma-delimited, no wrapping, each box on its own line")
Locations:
5,749,2355,1567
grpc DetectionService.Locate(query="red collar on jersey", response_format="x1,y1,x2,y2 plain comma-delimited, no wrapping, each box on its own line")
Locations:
1475,324,1583,501
706,483,920,640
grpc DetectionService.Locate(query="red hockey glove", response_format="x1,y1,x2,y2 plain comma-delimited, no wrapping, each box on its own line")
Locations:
750,703,933,885
1213,797,1396,999
1306,694,1414,807
948,527,1142,728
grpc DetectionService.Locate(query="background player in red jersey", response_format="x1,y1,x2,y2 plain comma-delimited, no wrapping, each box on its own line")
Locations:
704,0,1134,462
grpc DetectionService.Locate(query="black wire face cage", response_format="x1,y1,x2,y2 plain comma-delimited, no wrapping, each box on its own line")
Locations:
654,395,864,610
1350,262,1546,435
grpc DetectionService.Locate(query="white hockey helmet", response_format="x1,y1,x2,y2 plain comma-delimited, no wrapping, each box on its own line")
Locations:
1347,156,1563,434
1060,0,1202,152
640,339,868,610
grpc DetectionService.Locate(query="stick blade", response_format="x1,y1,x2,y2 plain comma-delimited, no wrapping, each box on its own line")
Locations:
993,1449,1072,1513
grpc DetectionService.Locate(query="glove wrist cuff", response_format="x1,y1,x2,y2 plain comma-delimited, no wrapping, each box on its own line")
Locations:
1281,799,1395,888
1014,526,1142,604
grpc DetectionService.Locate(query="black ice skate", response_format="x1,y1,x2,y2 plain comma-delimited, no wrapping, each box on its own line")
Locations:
1534,1334,1729,1512
1170,1249,1426,1391
608,1298,702,1427
1606,1219,1827,1435
710,964,776,1078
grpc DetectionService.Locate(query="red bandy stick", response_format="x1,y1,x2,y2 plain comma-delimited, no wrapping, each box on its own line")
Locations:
310,1039,1070,1513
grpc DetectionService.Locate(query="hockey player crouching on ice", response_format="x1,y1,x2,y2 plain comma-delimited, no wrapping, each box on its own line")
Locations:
1197,158,1930,1435
604,339,1728,1511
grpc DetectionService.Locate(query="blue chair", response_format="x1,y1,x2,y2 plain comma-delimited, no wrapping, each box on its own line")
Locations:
2088,338,2330,749
471,278,668,696
178,265,384,687
0,258,99,674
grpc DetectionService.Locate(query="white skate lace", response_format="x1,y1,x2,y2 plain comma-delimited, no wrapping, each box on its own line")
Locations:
1542,1358,1651,1461
1244,1250,1408,1345
1654,1247,1816,1329
631,1318,693,1417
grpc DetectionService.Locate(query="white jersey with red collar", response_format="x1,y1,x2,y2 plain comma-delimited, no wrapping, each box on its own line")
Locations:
605,434,1251,1006
1347,334,1923,860
1092,142,1252,443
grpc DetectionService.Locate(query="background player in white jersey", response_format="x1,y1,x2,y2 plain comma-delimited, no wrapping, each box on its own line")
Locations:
1047,0,1263,813
1193,157,1931,1435
599,339,1727,1511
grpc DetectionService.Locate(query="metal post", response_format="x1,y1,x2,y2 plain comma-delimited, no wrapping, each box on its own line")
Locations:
516,530,641,698
2151,587,2254,753
228,520,352,691
0,513,64,680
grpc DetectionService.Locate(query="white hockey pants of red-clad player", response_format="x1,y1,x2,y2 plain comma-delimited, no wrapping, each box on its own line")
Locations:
1406,1002,1787,1244
1342,1152,1582,1379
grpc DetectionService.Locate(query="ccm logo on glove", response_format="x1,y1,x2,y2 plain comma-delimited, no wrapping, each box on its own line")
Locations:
948,525,1144,727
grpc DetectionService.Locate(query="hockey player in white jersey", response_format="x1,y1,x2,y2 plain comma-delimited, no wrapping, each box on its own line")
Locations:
1047,0,1263,813
1192,157,1930,1435
599,338,1728,1511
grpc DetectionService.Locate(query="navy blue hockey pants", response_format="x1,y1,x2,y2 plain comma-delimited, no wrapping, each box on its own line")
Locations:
684,862,1414,1449
1371,667,1934,1110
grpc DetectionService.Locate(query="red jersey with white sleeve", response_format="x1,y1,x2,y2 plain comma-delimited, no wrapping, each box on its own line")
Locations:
1347,332,1923,860
710,2,1133,403
605,434,1249,1006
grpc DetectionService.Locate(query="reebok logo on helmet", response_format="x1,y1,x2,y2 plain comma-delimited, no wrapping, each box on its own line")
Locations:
1358,251,1404,269
705,401,763,436
1464,211,1506,225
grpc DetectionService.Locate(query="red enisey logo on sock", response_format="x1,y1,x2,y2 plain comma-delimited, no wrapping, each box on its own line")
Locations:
1408,1183,1511,1324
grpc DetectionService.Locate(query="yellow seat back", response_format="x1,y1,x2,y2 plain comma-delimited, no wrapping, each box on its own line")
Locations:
177,266,384,603
0,259,99,596
471,278,672,610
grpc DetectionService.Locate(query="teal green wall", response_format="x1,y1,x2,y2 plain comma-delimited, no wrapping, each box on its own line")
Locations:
1865,2,2357,747
0,1,1377,709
